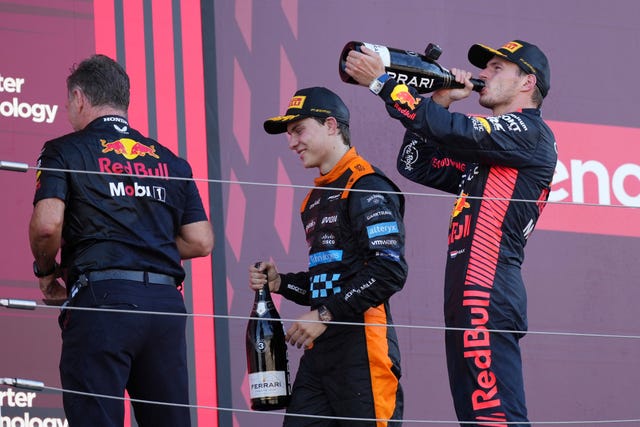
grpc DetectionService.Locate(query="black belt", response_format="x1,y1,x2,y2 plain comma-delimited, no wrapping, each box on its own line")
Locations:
85,269,178,286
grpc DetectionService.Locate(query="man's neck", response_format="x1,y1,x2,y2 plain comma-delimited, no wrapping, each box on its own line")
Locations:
491,96,536,116
319,143,350,175
80,106,127,130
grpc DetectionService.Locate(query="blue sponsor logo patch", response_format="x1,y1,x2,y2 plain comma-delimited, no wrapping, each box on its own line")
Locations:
366,221,399,238
310,273,342,298
309,250,343,267
377,249,401,262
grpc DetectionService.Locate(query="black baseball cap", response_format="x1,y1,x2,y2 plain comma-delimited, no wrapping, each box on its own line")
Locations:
468,40,550,98
263,86,350,134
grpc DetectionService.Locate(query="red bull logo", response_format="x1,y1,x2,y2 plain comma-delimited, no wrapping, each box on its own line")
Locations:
390,85,421,110
99,138,168,179
101,138,159,160
452,192,471,218
449,214,471,245
449,192,472,244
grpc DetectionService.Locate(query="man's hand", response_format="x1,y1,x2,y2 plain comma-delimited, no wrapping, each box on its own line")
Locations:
248,261,281,293
39,276,67,306
431,67,475,108
343,45,386,86
285,310,327,349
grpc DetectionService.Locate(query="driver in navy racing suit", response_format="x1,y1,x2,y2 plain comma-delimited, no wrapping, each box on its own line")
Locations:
344,40,557,426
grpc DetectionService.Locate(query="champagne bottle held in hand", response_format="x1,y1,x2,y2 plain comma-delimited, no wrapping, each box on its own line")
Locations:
246,262,291,410
339,41,485,93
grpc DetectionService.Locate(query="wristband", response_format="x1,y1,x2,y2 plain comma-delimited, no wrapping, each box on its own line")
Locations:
317,305,333,323
369,73,390,95
33,261,59,278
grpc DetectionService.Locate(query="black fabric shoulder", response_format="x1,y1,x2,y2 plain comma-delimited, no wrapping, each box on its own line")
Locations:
349,173,404,217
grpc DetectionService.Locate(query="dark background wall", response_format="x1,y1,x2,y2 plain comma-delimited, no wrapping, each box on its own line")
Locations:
0,1,638,426
213,1,640,426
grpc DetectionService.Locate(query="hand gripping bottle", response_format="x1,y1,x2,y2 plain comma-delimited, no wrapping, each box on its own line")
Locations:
245,262,291,410
339,41,484,93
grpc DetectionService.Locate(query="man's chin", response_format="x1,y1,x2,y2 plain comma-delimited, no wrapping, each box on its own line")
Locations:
478,96,493,110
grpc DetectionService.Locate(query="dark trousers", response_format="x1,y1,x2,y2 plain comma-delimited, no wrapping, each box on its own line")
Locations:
59,279,190,427
283,321,403,427
445,263,530,426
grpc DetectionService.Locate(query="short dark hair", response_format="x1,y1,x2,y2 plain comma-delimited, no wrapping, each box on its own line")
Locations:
312,117,351,146
515,66,543,108
67,54,130,110
531,86,543,108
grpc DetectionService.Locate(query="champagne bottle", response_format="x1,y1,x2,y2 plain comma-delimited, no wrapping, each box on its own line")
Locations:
339,41,485,94
245,262,291,411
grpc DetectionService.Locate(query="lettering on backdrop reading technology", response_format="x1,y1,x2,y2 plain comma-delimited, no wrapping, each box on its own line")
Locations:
0,387,69,426
0,73,58,124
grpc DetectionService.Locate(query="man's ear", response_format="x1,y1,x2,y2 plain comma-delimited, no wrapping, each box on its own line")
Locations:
325,116,339,134
70,87,87,110
523,74,537,92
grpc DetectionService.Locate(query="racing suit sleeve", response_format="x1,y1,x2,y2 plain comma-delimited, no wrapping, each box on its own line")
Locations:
322,174,408,321
277,271,312,306
378,81,542,168
396,130,465,194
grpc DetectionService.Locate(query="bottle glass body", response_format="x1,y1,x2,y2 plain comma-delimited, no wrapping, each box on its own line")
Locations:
245,286,291,411
339,41,484,93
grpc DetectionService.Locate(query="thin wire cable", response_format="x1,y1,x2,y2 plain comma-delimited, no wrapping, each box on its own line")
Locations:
0,379,638,425
2,300,638,341
3,160,639,425
4,159,637,341
2,161,638,209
